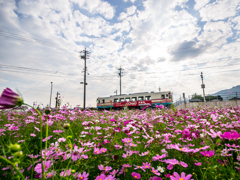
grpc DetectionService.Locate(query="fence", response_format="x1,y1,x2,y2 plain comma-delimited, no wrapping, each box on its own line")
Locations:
173,91,240,109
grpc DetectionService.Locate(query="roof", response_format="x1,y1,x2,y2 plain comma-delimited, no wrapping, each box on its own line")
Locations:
189,98,202,102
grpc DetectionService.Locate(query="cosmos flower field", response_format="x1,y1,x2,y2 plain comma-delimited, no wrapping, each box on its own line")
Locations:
1,104,240,180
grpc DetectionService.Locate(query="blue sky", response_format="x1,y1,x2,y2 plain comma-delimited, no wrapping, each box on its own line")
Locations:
0,0,240,108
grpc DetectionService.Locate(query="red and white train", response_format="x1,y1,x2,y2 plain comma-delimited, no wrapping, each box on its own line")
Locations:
97,91,172,110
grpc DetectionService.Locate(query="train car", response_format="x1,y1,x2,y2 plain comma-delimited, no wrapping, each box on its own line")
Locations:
96,91,172,110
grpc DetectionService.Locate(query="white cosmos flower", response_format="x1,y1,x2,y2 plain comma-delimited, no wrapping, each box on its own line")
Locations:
157,166,164,173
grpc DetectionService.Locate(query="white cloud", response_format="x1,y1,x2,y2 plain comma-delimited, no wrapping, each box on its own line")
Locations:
73,0,115,19
194,0,211,10
199,0,240,21
118,5,136,20
123,0,136,3
198,21,233,45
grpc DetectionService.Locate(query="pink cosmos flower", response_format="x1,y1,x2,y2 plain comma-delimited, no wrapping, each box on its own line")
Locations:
164,159,179,165
30,133,36,137
110,169,119,176
152,154,167,161
98,165,112,171
100,148,107,153
194,162,202,166
123,164,131,168
139,151,149,156
0,88,23,109
77,171,89,180
167,164,173,170
104,175,116,180
134,165,146,172
151,167,161,176
170,172,192,180
95,173,106,180
46,171,56,179
180,161,188,168
114,144,123,150
143,162,151,169
94,147,101,155
200,150,215,157
34,160,52,173
132,172,141,179
60,169,71,177
53,130,64,133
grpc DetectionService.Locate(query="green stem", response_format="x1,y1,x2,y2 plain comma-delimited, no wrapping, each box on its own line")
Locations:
0,156,25,180
24,104,45,180
44,116,49,173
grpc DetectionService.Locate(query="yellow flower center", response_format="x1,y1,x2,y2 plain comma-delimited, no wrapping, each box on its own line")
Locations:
134,176,137,178
180,178,184,180
81,177,83,179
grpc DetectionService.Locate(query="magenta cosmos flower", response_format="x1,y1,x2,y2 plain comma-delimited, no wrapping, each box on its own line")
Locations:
200,150,215,157
170,172,192,180
132,172,141,179
0,88,24,109
221,132,240,140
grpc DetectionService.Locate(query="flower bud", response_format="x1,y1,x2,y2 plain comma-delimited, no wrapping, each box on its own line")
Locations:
63,123,70,129
45,108,51,115
9,144,21,153
71,169,76,173
67,135,72,139
13,151,23,158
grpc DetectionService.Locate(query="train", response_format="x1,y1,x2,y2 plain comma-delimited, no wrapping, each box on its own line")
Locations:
96,91,172,110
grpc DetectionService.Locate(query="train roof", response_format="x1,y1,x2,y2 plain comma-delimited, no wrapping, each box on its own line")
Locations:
97,91,171,99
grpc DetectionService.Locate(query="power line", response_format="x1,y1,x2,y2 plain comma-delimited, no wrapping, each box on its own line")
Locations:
0,30,68,50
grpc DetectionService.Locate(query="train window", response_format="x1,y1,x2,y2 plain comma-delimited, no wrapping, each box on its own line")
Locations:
102,99,105,103
145,96,151,100
98,100,100,103
120,98,124,102
161,94,165,99
166,94,168,97
126,97,130,102
114,98,118,102
138,96,144,101
132,97,137,101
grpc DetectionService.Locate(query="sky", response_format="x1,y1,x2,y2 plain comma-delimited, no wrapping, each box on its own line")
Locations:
0,0,240,108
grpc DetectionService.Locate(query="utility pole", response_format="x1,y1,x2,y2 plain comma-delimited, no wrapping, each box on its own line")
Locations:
49,82,53,108
159,87,161,92
55,92,60,108
118,67,124,95
114,90,117,95
80,47,90,109
200,72,206,102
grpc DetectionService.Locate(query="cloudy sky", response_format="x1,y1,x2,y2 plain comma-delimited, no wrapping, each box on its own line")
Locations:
0,0,240,108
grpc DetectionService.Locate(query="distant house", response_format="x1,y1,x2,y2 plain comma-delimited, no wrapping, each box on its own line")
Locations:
230,97,240,101
189,98,202,102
